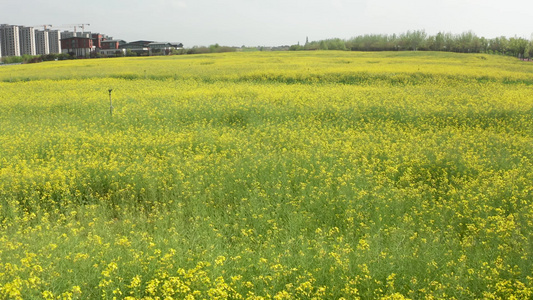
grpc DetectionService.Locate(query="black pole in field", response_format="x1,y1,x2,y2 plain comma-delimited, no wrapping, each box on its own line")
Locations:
109,89,113,117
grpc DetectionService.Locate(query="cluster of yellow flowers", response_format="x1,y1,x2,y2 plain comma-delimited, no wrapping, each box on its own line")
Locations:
1,51,533,299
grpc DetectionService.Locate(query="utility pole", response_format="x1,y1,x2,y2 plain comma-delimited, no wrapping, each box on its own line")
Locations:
109,89,113,116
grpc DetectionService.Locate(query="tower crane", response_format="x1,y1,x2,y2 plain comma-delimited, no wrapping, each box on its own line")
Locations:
30,24,53,30
55,24,91,34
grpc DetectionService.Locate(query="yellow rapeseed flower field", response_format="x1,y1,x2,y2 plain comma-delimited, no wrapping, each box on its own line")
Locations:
1,51,533,299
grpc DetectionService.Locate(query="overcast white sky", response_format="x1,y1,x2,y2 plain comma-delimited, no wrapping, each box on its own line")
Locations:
1,0,532,47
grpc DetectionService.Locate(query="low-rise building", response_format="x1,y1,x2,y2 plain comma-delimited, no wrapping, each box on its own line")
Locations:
98,39,127,56
148,42,183,55
148,42,173,55
98,49,126,56
172,42,183,49
119,40,153,55
101,39,126,50
61,36,94,57
92,33,104,49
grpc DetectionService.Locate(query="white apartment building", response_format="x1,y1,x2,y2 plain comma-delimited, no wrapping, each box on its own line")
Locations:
19,26,36,56
48,30,61,54
35,30,50,55
0,24,21,57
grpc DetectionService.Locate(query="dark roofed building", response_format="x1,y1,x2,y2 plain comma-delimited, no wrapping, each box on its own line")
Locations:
119,40,153,55
123,40,153,48
170,42,183,49
147,42,183,55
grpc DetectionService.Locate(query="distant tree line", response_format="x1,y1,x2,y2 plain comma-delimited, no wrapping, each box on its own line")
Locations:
172,44,238,55
290,30,533,59
1,53,76,64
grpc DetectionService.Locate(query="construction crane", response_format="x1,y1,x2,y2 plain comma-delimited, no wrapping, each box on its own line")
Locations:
56,24,91,34
30,24,53,30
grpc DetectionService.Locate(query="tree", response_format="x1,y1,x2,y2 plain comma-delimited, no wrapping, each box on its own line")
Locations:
529,39,533,59
326,38,346,51
478,37,488,53
508,37,528,58
289,44,303,51
403,30,427,51
456,31,478,53
524,42,531,60
209,43,220,52
492,36,509,55
433,32,445,51
284,30,533,57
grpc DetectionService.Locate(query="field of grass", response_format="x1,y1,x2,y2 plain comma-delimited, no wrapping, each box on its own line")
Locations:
1,51,533,299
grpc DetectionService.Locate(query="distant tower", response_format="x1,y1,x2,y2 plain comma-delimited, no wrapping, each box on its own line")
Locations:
306,36,309,45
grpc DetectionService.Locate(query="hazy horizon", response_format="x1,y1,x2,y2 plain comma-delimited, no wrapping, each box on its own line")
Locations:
2,0,532,47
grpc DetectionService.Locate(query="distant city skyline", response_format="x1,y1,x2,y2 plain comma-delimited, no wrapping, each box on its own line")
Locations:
2,0,532,47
